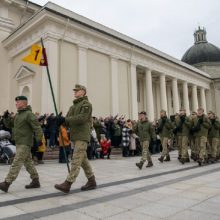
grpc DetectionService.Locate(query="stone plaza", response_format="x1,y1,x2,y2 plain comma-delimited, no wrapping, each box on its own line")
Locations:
0,151,220,220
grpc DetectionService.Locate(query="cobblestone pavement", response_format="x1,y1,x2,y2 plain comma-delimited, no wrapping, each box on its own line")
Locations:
0,151,220,220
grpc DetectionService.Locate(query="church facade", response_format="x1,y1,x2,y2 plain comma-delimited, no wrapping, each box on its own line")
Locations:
0,0,219,120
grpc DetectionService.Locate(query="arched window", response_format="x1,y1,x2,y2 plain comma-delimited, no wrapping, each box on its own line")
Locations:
21,86,30,100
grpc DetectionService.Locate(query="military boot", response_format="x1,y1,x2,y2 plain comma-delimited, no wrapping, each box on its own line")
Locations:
180,158,185,164
164,154,171,161
185,158,190,163
81,175,97,191
54,180,72,193
158,156,164,163
0,181,11,193
146,161,153,168
136,161,144,169
25,178,40,189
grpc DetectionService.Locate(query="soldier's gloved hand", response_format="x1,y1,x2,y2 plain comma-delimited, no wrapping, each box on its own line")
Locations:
198,117,203,124
3,110,10,118
57,116,65,126
180,116,185,122
211,119,215,124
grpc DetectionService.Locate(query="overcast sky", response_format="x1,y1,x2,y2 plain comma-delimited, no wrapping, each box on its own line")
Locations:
30,0,220,60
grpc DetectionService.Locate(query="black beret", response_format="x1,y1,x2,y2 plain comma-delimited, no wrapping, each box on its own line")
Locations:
139,111,147,115
15,95,28,101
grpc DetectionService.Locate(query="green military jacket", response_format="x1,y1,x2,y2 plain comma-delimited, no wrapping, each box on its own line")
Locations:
65,96,92,142
174,115,192,136
134,120,156,142
192,115,211,137
158,116,173,138
3,106,42,146
112,124,121,137
208,119,220,138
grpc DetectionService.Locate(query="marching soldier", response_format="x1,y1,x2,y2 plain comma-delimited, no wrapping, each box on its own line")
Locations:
173,109,192,164
0,96,43,193
135,111,156,169
189,112,198,161
191,107,211,166
54,84,97,194
157,110,173,163
207,111,220,162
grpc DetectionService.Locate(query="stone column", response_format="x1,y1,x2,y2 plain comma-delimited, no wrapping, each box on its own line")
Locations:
41,37,59,113
145,69,154,121
172,78,180,114
78,45,87,86
200,87,207,113
160,74,167,112
155,82,161,118
110,57,119,116
183,81,190,115
130,63,138,120
167,83,173,116
206,89,212,112
192,84,198,112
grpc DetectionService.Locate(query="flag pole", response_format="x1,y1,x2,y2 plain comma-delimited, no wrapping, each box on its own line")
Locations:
40,37,70,173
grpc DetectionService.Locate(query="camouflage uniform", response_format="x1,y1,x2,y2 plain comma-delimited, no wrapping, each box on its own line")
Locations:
173,114,192,162
134,119,156,164
3,106,43,184
65,96,94,183
192,115,211,163
157,116,173,159
207,118,220,161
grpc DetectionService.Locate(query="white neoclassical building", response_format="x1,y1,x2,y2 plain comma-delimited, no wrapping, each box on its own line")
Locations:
0,0,219,121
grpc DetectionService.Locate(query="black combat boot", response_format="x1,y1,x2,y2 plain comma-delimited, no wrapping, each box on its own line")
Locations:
180,158,185,164
54,180,72,193
158,156,164,163
146,161,153,168
136,161,144,169
25,178,40,189
185,158,190,163
81,175,97,191
178,155,181,161
0,181,11,193
164,154,171,161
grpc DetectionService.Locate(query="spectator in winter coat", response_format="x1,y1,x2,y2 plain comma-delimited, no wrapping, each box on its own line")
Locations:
100,134,111,159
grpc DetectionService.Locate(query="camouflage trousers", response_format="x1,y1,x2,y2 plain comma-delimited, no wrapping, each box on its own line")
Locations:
161,137,169,157
177,136,189,159
66,140,94,183
195,136,207,161
207,138,219,158
140,140,152,163
218,139,220,158
5,145,39,183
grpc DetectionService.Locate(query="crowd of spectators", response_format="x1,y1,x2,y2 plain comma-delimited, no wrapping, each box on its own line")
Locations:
0,112,162,164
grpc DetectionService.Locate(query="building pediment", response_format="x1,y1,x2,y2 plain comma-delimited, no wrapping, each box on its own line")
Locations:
14,65,35,81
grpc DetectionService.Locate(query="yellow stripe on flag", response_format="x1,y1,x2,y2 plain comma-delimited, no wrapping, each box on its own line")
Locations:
22,44,43,65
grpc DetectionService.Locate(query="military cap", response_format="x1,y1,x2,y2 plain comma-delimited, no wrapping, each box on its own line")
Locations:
15,95,28,101
208,110,215,115
73,84,86,92
139,111,147,115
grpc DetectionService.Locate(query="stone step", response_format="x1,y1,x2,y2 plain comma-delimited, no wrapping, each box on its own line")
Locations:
43,146,122,160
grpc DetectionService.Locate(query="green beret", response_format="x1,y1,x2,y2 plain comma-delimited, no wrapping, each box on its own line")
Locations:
15,95,28,101
73,84,86,92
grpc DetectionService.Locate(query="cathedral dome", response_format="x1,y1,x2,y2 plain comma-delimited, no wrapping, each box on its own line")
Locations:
181,27,220,65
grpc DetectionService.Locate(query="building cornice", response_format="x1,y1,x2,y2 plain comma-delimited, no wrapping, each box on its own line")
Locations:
2,9,211,89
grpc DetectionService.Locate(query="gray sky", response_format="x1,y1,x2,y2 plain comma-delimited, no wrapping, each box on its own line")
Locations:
30,0,220,60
